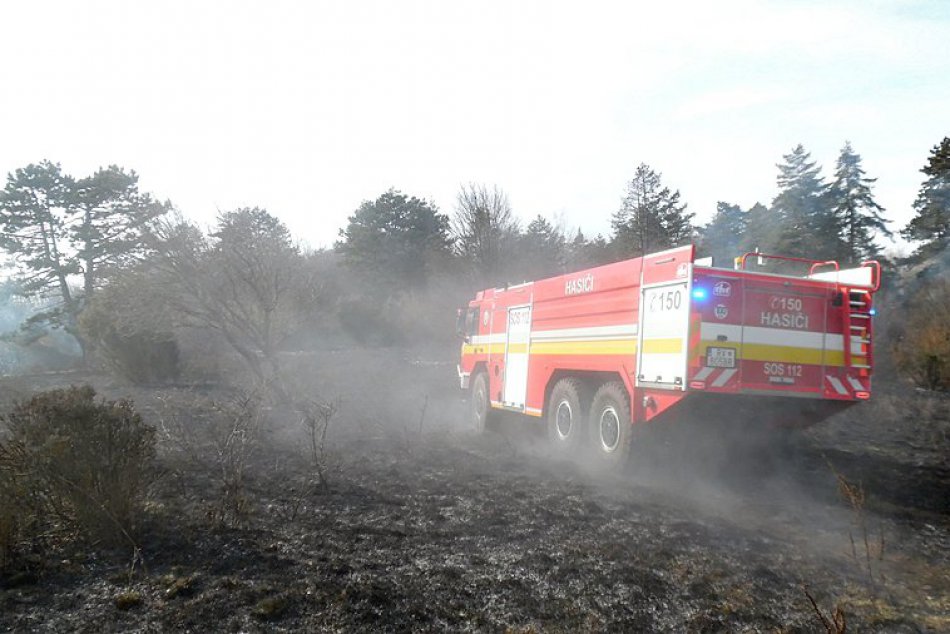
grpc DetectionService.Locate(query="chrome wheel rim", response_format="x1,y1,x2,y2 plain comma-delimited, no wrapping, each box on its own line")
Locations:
599,406,621,452
555,400,573,439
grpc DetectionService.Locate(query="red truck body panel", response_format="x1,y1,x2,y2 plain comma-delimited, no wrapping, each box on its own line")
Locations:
458,246,878,428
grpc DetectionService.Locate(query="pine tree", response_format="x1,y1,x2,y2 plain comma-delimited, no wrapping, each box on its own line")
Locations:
0,161,167,354
698,202,747,266
519,214,566,280
739,202,776,256
770,145,840,260
829,142,890,263
902,137,950,257
611,163,694,258
566,229,614,270
336,189,452,290
0,161,77,304
73,166,168,295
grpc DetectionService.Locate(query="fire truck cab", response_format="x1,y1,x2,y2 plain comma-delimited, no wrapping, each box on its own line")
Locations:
456,245,880,467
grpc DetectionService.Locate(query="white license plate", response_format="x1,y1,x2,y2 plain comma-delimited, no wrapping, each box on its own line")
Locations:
706,347,736,368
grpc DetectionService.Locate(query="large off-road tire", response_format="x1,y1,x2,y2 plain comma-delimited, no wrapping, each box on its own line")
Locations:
546,378,589,453
469,372,494,434
587,381,633,469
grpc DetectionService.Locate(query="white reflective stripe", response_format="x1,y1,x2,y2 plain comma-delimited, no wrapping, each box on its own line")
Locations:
475,324,642,345
846,376,864,391
693,366,716,381
744,326,827,349
826,376,848,395
525,407,543,415
701,324,855,353
711,369,737,387
470,333,507,345
700,323,743,341
531,324,638,341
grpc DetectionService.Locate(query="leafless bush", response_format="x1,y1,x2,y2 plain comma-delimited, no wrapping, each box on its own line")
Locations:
0,386,155,565
146,210,317,396
828,461,885,587
155,390,264,527
297,398,340,493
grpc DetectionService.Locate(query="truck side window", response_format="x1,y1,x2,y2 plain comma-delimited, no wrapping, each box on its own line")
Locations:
466,307,480,336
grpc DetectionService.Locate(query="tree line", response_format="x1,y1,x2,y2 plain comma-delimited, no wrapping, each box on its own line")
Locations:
337,139,948,289
0,137,946,385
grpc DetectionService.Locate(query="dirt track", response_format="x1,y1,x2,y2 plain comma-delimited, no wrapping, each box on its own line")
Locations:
1,361,949,632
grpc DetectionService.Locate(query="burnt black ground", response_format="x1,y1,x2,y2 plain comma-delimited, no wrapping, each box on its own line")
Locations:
1,359,948,632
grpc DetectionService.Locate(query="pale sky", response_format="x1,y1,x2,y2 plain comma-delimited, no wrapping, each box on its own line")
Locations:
1,0,947,251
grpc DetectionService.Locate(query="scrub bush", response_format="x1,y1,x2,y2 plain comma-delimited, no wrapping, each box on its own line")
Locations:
892,279,950,391
0,386,155,562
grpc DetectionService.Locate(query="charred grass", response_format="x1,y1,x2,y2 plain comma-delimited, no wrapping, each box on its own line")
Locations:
0,361,948,632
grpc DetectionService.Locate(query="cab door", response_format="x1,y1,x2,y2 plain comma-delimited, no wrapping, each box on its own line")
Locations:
502,305,531,408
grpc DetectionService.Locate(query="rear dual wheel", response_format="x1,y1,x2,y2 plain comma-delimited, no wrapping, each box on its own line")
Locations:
546,378,589,453
587,381,633,469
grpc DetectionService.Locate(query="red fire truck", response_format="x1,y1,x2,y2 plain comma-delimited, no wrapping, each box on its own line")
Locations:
456,245,880,467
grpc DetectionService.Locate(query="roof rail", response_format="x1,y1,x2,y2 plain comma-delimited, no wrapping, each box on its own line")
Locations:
737,251,838,271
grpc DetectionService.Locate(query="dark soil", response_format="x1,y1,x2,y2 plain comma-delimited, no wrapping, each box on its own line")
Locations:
1,361,948,632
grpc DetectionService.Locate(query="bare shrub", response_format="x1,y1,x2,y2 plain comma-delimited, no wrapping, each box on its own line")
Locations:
0,386,155,558
828,461,886,587
146,210,317,396
297,398,340,493
155,390,263,526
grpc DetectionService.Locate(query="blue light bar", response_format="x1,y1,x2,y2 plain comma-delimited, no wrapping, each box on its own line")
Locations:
691,287,707,301
869,308,876,316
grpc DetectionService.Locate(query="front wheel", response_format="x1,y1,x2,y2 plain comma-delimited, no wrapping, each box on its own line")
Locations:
587,381,633,469
469,372,494,434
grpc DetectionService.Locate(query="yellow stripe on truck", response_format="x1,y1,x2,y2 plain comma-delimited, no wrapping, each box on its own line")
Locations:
641,338,684,354
461,343,507,355
532,339,637,356
467,339,866,368
698,341,865,367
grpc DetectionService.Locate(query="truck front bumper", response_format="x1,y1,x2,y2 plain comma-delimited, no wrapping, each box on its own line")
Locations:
457,365,470,390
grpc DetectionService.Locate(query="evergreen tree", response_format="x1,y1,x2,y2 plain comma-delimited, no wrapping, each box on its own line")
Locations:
611,163,694,258
518,214,566,280
829,142,890,263
73,166,168,295
902,137,950,257
565,229,614,270
336,189,452,290
698,202,747,266
0,161,166,352
738,202,774,256
770,144,840,260
0,161,77,304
